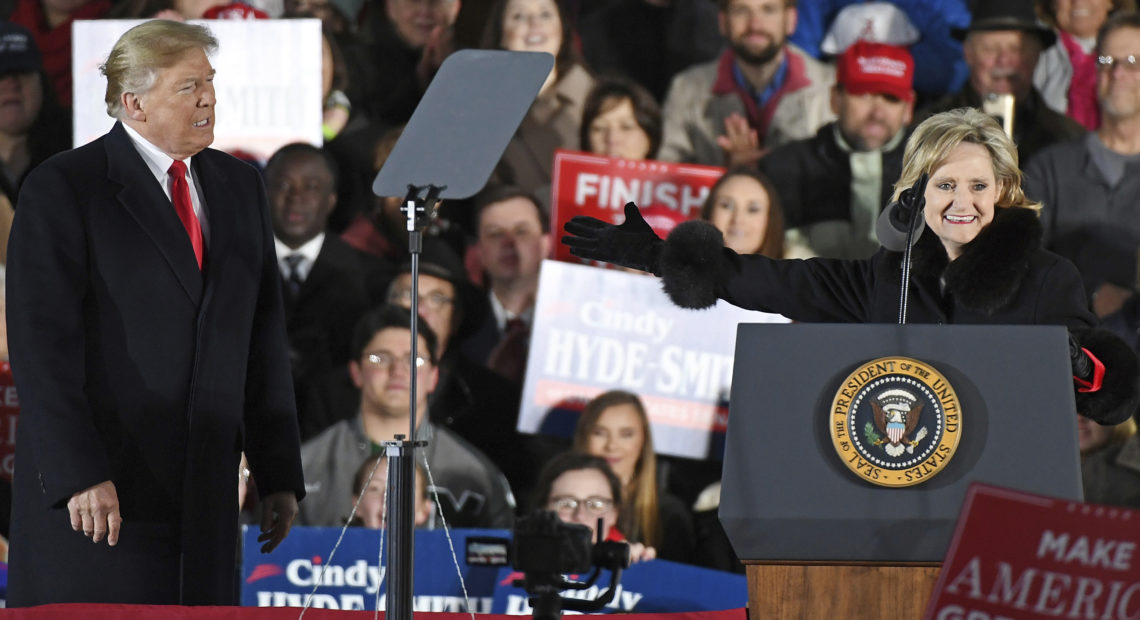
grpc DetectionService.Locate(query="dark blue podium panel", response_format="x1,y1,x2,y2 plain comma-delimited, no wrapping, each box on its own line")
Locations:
720,323,1081,563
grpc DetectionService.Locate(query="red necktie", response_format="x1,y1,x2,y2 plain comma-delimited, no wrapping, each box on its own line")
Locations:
168,160,204,269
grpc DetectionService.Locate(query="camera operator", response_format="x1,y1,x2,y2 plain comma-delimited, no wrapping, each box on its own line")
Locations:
531,452,656,564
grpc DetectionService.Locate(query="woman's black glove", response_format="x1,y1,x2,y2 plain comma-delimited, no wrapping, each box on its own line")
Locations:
562,202,663,274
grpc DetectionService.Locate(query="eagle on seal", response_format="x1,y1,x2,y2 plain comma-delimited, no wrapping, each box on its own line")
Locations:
871,389,926,457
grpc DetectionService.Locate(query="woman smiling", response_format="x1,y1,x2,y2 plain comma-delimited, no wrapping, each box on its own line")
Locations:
563,108,1140,425
571,391,694,562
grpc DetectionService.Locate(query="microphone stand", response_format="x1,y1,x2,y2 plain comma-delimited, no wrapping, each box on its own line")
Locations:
384,182,444,620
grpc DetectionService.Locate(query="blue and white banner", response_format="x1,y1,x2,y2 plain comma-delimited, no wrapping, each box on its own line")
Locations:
520,261,788,460
241,526,747,613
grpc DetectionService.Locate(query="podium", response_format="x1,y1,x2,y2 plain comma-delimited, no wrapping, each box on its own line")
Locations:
719,324,1084,617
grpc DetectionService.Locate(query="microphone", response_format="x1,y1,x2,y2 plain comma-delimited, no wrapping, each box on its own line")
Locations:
876,172,929,251
876,200,926,251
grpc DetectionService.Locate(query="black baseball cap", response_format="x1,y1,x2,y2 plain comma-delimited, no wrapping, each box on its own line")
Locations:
0,22,42,75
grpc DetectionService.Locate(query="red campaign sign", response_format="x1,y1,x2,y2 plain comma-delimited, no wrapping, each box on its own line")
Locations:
925,483,1140,620
0,361,18,482
549,149,724,263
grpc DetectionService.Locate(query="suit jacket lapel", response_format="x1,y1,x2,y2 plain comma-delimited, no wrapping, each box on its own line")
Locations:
105,122,203,304
297,236,345,302
192,151,235,296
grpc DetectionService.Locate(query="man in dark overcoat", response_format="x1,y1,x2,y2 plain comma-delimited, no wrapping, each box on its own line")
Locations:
4,20,305,606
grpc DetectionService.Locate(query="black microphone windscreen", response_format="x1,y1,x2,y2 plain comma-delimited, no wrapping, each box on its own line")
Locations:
876,201,926,252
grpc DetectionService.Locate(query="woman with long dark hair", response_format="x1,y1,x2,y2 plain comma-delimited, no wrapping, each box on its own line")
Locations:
572,391,693,562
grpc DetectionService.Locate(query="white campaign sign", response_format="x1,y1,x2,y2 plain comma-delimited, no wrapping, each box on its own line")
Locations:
519,260,790,459
73,19,323,161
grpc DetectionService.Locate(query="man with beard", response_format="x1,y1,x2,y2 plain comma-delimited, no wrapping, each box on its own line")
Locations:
1024,12,1140,321
759,41,915,259
657,0,835,167
920,0,1084,166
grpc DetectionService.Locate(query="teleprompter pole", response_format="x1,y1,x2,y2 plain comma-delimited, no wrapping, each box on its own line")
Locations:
384,184,442,620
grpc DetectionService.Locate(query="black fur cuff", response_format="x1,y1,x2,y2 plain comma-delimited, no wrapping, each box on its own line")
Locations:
1073,328,1140,425
659,221,726,310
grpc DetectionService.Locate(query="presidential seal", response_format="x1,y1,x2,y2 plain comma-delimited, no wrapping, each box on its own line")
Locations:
829,357,962,487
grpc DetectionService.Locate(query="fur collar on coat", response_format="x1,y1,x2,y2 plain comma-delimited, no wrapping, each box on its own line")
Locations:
899,206,1042,316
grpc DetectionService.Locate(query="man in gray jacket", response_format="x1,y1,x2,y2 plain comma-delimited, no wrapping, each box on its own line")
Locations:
298,305,515,529
657,0,835,167
1023,12,1140,317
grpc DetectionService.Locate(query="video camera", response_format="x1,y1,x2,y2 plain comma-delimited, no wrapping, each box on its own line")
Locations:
466,510,630,620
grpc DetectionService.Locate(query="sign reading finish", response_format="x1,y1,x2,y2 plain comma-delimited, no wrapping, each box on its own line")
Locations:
549,150,724,264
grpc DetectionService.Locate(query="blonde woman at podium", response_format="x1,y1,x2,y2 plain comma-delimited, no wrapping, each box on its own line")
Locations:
563,107,1140,426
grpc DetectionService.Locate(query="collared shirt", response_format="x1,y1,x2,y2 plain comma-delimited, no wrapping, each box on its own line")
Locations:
732,53,789,110
711,49,814,146
1087,132,1140,189
834,124,908,249
274,233,325,282
121,122,210,244
489,291,534,333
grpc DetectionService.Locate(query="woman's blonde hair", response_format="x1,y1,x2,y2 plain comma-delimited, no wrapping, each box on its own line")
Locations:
572,391,660,548
101,20,218,119
893,108,1040,211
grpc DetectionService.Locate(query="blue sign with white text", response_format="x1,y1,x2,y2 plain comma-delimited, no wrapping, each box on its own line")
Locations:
241,526,746,613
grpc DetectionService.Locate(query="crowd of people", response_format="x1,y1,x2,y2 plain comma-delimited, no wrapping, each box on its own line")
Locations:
2,0,1140,603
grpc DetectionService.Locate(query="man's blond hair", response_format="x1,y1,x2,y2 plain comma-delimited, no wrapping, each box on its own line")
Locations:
101,20,218,119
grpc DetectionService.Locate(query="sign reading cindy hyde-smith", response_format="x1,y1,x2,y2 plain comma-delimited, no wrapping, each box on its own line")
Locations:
241,526,746,612
521,260,788,459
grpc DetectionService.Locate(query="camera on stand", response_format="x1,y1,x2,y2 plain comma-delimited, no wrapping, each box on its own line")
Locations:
466,510,631,620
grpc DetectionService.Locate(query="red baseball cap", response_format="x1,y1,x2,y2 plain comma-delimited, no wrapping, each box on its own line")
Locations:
202,2,269,19
837,41,914,102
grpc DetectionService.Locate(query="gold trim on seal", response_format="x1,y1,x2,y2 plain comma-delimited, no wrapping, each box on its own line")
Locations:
829,356,962,488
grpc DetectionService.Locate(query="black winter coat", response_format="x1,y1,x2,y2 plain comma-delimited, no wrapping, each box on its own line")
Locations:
760,122,907,232
658,206,1140,425
6,123,305,606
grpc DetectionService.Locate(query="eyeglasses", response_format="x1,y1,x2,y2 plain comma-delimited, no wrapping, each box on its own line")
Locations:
548,495,614,516
363,351,428,370
1097,55,1140,72
389,288,455,311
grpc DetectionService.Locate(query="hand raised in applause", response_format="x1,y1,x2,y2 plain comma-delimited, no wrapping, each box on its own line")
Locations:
68,480,121,546
257,490,299,553
715,113,765,169
562,202,663,274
